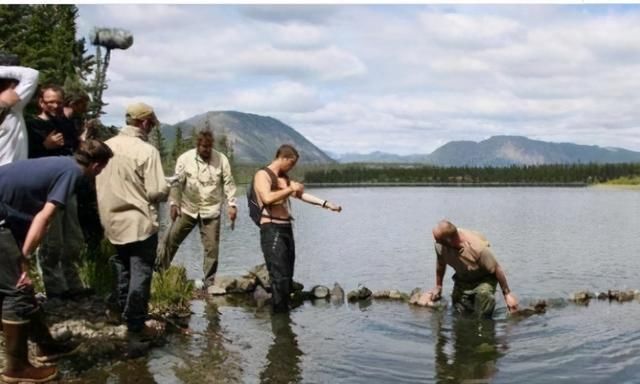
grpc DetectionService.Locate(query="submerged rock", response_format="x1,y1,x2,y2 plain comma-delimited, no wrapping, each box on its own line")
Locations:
510,300,547,318
207,285,227,296
253,285,272,305
612,289,636,302
247,264,270,288
388,290,408,301
347,285,372,302
569,291,594,304
373,290,390,299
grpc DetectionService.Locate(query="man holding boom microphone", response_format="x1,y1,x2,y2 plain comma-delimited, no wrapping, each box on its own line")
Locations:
252,144,342,313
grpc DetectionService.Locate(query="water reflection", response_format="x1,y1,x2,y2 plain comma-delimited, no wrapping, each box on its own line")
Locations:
433,312,504,384
260,312,303,384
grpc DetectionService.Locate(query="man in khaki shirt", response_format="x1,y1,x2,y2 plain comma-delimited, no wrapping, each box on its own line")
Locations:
96,102,168,338
428,219,519,317
157,130,237,287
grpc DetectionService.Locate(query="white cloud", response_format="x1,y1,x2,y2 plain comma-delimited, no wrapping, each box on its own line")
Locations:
78,5,640,154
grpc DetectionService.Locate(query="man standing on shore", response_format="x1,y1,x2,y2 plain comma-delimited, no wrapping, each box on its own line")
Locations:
253,144,342,312
428,219,519,318
96,102,169,338
27,84,89,300
157,129,237,287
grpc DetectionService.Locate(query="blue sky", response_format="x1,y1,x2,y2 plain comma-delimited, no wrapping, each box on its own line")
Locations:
77,4,640,155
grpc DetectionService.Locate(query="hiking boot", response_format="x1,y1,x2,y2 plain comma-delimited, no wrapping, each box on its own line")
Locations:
2,321,58,383
34,339,79,363
130,319,165,341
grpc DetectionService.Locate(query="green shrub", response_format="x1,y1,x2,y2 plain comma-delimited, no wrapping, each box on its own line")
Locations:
150,266,194,313
77,238,116,297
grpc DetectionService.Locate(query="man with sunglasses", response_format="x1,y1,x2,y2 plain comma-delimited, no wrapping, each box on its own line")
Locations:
156,129,237,288
428,219,518,318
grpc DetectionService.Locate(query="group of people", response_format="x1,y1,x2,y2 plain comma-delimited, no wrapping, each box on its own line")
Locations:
1,52,520,383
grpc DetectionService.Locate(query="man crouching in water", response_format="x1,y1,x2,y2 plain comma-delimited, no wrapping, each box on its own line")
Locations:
253,144,342,313
428,220,519,318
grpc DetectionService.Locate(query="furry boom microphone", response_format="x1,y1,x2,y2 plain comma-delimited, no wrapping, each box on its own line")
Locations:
90,28,134,50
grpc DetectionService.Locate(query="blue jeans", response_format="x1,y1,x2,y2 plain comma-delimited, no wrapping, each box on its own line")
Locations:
0,227,39,323
110,234,158,332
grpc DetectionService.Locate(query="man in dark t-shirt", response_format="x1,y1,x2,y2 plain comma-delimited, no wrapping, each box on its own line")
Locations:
26,84,87,299
0,140,112,383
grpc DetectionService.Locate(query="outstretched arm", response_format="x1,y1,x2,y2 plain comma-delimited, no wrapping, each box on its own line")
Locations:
495,264,518,313
297,192,342,212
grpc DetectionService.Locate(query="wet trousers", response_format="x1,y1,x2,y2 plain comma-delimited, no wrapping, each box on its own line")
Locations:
0,228,39,323
451,275,498,318
260,223,295,313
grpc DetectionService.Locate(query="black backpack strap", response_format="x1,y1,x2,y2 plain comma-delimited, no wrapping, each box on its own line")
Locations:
259,167,293,222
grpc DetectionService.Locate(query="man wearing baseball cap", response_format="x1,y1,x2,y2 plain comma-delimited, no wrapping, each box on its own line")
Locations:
96,102,168,341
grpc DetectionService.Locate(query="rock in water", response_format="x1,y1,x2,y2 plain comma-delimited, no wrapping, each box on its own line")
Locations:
207,285,226,296
331,283,344,303
373,290,390,299
247,264,271,289
311,285,330,299
253,285,272,305
510,300,547,318
348,285,372,302
292,281,304,292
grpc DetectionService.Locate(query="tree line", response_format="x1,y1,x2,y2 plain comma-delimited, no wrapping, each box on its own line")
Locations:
302,163,640,185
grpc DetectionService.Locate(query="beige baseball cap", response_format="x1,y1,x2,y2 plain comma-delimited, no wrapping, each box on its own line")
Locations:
125,102,159,125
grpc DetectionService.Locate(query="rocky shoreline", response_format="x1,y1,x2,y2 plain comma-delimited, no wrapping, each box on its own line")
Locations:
2,263,639,380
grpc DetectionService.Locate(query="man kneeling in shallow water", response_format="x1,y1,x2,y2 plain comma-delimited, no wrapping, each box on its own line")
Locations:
426,220,519,318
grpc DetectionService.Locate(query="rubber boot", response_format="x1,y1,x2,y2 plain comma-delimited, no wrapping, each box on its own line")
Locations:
28,311,78,363
1,321,58,383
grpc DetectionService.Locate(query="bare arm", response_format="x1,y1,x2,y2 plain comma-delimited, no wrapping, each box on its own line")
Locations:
20,202,58,278
495,264,519,312
254,170,301,205
298,192,342,212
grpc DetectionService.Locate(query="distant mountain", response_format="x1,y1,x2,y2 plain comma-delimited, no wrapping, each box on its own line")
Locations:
333,136,640,166
161,111,334,165
425,135,640,166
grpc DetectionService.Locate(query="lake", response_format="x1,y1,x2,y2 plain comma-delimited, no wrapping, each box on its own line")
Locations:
78,187,640,383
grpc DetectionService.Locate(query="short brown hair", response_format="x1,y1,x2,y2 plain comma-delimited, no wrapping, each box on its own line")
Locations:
197,129,214,145
75,139,114,166
39,84,64,100
275,144,299,160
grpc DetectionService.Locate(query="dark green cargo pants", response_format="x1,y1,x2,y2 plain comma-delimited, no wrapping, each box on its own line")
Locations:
451,274,498,318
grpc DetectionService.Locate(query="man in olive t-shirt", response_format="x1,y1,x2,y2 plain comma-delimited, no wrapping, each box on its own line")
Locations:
427,220,519,317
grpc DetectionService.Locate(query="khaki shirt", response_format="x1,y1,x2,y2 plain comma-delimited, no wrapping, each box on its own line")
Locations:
96,125,169,244
435,229,498,283
170,148,237,219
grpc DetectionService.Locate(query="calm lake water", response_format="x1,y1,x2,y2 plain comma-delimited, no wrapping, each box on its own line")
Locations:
79,187,640,383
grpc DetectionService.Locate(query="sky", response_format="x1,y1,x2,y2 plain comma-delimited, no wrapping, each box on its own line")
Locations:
77,4,640,155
